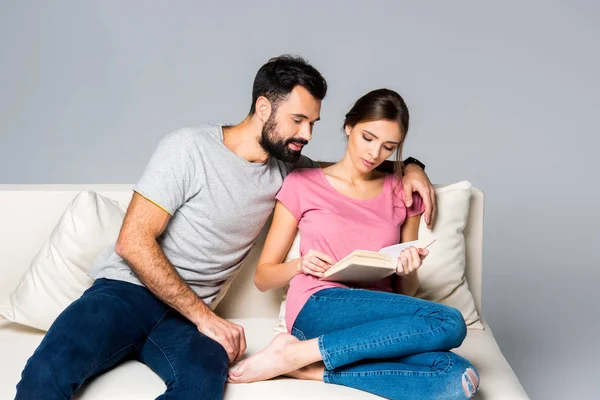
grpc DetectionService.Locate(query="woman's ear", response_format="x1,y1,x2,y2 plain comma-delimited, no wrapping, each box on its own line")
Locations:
344,125,351,137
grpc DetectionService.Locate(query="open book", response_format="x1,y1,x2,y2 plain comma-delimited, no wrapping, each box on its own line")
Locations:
320,239,435,284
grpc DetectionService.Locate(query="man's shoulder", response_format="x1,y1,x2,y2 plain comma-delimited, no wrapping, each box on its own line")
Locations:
161,124,222,145
153,124,224,161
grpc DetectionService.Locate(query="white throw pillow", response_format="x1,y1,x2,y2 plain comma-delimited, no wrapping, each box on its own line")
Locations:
415,181,482,328
0,190,126,331
275,180,482,332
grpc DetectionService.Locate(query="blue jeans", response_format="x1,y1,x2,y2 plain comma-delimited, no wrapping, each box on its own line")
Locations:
291,288,480,400
15,279,228,400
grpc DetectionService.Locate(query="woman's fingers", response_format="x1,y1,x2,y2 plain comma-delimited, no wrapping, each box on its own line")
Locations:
310,255,331,270
311,251,335,266
409,247,421,270
301,250,334,277
417,247,429,260
404,249,415,273
398,247,425,275
398,251,409,275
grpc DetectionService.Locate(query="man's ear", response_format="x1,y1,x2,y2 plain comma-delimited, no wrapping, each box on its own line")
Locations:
255,96,272,123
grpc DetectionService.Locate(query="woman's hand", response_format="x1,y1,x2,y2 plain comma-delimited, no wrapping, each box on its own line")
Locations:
297,250,335,278
396,246,429,276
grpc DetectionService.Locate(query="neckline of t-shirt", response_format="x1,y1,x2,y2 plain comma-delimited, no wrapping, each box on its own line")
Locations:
317,169,389,203
214,124,270,169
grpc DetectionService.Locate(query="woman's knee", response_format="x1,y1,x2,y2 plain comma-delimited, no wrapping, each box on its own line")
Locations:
435,306,467,349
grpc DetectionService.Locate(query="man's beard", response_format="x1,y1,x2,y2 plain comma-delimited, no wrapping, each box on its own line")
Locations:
259,115,308,163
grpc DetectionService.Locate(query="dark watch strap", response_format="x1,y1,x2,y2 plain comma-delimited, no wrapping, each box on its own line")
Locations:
403,157,426,171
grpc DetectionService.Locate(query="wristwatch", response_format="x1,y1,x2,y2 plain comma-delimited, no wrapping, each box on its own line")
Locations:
403,157,426,171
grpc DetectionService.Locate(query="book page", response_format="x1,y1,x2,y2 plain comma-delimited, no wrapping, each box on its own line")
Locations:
377,240,420,259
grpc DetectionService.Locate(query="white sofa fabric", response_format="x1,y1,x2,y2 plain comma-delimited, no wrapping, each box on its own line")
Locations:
0,185,529,399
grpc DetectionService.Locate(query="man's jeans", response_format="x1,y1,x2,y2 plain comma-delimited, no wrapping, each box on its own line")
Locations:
292,288,480,400
15,278,228,400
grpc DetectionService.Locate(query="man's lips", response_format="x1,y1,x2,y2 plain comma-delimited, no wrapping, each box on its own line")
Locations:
288,142,304,151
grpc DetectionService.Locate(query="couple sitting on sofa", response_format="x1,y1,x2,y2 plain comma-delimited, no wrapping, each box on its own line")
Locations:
15,55,479,400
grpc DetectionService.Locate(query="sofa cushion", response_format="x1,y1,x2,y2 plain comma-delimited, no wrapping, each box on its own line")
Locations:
276,181,482,332
0,190,126,331
0,318,528,399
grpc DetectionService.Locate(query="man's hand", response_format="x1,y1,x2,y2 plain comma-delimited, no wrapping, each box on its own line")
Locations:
195,313,247,363
402,164,436,229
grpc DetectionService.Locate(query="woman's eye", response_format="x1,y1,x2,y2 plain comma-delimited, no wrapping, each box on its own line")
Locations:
362,135,372,142
384,146,394,151
293,119,301,124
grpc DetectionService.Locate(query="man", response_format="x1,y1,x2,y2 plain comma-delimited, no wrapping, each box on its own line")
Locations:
16,55,435,399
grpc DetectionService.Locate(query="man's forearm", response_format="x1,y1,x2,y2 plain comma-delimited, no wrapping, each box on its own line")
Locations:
317,159,415,174
118,241,211,325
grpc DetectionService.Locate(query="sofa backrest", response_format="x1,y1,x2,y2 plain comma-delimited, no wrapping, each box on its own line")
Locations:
0,185,484,319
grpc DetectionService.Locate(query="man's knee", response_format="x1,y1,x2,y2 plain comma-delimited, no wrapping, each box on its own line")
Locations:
166,352,228,400
17,346,73,399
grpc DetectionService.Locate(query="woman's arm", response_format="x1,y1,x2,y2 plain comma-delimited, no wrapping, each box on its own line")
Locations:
254,201,302,292
394,215,422,297
255,201,335,292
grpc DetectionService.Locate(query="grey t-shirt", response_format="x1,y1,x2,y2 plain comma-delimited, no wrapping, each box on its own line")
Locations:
89,123,318,306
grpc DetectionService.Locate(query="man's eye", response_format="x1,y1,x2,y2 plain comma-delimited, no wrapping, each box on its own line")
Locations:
362,135,372,142
293,119,301,124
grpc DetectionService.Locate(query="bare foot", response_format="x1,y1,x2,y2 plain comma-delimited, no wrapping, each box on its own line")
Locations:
227,333,319,383
284,362,325,381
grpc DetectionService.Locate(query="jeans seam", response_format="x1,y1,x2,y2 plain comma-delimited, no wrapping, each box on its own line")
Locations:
324,315,450,364
318,335,334,370
147,335,179,386
312,294,420,305
147,309,171,335
291,326,307,341
328,353,455,378
80,309,170,383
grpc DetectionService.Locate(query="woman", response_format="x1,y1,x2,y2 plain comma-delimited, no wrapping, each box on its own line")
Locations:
228,89,480,399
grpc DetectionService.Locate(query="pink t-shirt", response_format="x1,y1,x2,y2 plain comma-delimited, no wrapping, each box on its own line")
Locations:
275,168,425,331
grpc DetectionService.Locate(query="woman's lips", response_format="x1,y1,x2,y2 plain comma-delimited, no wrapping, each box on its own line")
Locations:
361,158,375,167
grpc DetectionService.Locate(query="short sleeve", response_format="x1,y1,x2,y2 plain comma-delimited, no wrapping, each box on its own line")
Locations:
134,131,200,215
275,171,304,220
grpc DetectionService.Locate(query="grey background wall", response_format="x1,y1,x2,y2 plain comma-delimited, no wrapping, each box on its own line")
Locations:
1,1,598,398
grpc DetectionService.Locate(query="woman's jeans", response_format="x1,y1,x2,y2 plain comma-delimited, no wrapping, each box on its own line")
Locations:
15,278,229,400
291,288,480,400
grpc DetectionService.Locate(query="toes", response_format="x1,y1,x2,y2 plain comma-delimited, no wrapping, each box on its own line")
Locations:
229,363,245,377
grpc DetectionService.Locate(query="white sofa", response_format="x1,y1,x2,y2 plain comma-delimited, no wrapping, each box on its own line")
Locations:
0,185,529,399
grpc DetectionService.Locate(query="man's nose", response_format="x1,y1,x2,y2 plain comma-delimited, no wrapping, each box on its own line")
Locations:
298,125,312,142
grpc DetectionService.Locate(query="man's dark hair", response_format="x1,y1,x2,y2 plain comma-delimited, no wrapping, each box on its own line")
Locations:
249,55,327,115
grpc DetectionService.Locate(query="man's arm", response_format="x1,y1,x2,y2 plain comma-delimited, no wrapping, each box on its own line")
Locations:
401,163,436,229
115,192,246,362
